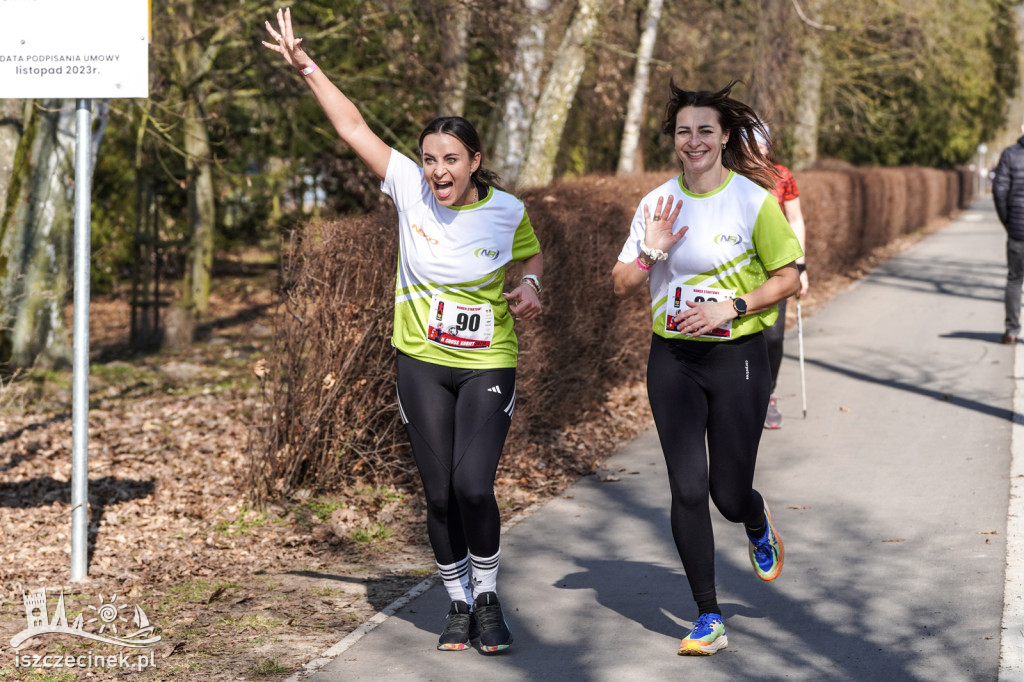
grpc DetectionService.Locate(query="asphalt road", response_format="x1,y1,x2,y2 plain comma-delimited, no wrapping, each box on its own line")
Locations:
288,198,1023,682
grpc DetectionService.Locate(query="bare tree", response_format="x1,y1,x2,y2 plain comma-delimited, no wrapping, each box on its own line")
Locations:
616,0,663,175
491,0,552,183
167,0,220,319
437,0,473,116
0,100,23,212
791,0,833,169
518,0,604,189
0,101,76,369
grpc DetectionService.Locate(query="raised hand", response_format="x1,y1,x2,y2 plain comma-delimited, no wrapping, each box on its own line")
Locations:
262,7,314,71
642,195,687,254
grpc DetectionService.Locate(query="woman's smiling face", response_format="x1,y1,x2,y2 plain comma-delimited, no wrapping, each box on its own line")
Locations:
421,133,481,207
674,106,729,177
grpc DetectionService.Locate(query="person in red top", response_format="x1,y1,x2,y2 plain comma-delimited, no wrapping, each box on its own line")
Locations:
756,127,808,428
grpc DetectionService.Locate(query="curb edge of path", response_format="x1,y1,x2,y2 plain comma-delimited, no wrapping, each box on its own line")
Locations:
1000,341,1024,681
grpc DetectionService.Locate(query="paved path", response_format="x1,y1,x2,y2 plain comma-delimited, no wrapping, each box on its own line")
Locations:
291,198,1022,681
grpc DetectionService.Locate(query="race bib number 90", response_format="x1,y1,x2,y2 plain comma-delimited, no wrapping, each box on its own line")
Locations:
666,282,735,339
427,296,494,350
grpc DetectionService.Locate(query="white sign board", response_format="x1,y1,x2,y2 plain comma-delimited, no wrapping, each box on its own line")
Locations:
0,0,149,99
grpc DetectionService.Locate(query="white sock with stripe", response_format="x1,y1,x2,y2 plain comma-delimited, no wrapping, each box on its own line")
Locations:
469,549,501,599
437,556,472,604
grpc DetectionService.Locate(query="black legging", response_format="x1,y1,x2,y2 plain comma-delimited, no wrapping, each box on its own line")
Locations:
395,352,515,565
763,297,787,394
646,333,770,606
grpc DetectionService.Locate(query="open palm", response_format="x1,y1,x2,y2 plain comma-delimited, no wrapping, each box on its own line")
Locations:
643,195,687,253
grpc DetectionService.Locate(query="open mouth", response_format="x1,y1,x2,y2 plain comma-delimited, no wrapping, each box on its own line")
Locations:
433,180,454,200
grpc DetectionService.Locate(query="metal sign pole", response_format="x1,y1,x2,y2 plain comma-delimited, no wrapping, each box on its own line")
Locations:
70,98,92,582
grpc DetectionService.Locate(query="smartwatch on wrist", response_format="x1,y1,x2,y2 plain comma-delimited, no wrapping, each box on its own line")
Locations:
732,297,748,318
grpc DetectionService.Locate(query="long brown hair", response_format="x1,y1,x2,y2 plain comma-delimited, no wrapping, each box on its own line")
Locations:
660,80,778,191
418,116,506,192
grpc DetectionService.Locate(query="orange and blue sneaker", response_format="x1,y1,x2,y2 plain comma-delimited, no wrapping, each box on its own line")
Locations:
747,501,784,581
678,613,728,655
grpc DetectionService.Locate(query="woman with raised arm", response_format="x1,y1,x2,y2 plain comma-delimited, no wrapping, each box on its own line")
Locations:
611,80,802,656
264,8,543,653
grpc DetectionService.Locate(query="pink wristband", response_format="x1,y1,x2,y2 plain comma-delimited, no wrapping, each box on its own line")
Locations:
300,63,318,76
635,255,651,272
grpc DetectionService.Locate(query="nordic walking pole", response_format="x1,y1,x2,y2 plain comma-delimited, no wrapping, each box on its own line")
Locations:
797,296,807,418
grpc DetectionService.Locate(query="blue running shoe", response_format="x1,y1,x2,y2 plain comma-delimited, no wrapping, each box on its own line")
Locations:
678,613,728,655
747,501,784,581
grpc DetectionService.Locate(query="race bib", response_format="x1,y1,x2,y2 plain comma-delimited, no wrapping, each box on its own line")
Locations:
427,296,494,350
665,282,735,339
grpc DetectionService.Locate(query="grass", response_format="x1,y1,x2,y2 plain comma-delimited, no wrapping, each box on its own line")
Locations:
214,613,284,631
305,498,345,522
158,579,241,610
353,485,404,505
212,505,281,536
308,587,349,597
90,361,161,386
248,658,291,676
1,671,76,682
351,522,394,543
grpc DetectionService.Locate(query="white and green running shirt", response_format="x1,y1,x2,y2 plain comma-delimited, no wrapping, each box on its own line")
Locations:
381,149,541,369
617,171,803,341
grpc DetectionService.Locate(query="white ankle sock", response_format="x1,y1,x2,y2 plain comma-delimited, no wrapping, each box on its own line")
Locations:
469,549,500,599
437,556,471,604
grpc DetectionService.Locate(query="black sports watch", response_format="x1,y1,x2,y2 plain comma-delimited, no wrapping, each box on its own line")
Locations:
732,297,748,318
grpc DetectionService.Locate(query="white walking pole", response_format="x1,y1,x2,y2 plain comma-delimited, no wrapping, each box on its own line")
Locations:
71,98,92,581
797,297,807,418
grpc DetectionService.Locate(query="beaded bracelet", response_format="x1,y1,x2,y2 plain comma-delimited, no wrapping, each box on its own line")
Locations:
521,275,541,295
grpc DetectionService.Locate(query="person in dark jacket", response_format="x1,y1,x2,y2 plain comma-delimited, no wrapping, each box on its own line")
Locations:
992,127,1024,344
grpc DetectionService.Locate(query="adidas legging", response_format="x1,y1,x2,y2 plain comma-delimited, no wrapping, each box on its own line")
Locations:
646,333,770,606
396,352,515,566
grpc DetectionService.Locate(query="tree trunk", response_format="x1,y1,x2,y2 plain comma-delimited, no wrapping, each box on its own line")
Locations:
0,100,25,213
170,0,218,319
518,0,604,190
491,0,552,184
0,100,76,369
747,0,791,121
617,0,663,175
791,0,825,170
438,0,472,116
183,96,216,316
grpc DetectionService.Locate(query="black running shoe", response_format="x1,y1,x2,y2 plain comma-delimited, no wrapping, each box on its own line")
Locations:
473,591,512,652
437,600,472,651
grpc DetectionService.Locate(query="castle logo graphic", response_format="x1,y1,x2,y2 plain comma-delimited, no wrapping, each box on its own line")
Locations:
11,588,162,649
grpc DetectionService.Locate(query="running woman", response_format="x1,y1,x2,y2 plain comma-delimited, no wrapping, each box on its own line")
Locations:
755,126,809,429
264,8,543,653
611,81,802,655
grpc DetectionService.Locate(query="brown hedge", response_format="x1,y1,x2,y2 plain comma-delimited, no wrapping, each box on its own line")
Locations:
250,165,974,498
